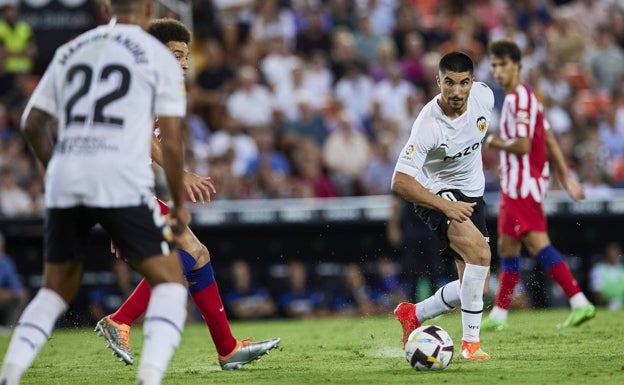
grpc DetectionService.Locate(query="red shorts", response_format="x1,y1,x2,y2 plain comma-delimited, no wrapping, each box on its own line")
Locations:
497,194,547,240
156,197,169,215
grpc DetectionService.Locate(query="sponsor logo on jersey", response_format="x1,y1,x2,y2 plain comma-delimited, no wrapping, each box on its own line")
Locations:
517,110,530,124
477,116,487,132
443,141,482,161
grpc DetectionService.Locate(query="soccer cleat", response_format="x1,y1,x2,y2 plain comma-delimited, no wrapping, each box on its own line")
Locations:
460,341,490,360
219,337,281,370
557,303,596,328
95,316,133,365
481,317,509,331
394,302,420,348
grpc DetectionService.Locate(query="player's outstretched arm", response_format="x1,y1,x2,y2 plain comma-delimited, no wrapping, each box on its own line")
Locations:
182,171,216,203
150,134,216,203
484,133,530,154
545,129,585,202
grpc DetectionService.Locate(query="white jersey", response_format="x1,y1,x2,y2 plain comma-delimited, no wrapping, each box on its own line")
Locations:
394,81,494,197
23,21,186,208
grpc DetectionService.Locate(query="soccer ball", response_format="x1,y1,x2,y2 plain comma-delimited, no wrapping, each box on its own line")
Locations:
404,325,454,371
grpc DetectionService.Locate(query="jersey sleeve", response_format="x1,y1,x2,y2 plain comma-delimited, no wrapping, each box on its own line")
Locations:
393,114,436,178
21,51,60,125
153,47,186,118
514,85,532,138
475,81,495,112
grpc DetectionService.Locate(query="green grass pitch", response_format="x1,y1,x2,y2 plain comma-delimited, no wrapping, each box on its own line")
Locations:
1,309,623,384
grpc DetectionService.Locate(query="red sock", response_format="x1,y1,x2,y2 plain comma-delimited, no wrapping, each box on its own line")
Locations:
110,278,151,325
546,262,581,298
496,270,520,310
191,282,237,357
496,271,520,310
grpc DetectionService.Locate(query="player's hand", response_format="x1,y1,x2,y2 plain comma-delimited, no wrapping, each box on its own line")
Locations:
183,171,216,203
169,205,191,236
443,201,476,223
564,178,586,202
386,224,403,248
484,134,496,149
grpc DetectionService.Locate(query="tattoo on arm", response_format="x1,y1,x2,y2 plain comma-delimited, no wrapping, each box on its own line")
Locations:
22,108,55,168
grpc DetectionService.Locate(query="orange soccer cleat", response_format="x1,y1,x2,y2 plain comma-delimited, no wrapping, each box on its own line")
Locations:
460,340,490,360
394,302,420,348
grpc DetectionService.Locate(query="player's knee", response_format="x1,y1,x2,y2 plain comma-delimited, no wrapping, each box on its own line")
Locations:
498,246,515,257
190,244,210,267
472,255,490,267
526,242,549,257
471,244,491,266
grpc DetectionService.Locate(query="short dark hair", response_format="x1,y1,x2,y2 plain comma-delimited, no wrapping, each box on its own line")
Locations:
110,0,145,13
147,18,191,45
488,39,522,63
439,51,474,75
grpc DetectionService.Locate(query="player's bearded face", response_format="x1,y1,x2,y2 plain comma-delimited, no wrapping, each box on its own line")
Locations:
489,56,516,89
438,71,473,112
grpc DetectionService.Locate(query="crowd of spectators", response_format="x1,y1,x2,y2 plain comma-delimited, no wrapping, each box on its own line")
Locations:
220,258,416,320
2,0,624,218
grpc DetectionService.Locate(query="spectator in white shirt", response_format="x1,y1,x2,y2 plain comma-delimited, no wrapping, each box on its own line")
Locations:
251,0,297,51
0,166,31,217
372,62,417,133
334,62,374,129
322,109,370,195
301,51,334,111
260,36,301,93
208,118,259,178
226,65,275,131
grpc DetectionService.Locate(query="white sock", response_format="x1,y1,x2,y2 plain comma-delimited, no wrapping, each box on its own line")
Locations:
569,292,590,309
416,280,461,322
137,282,187,385
460,264,489,342
488,306,509,322
0,288,68,384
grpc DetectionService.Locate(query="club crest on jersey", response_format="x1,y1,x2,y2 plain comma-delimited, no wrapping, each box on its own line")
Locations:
477,116,487,132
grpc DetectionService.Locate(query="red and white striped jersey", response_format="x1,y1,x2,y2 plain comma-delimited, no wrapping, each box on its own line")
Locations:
153,119,161,141
498,83,550,202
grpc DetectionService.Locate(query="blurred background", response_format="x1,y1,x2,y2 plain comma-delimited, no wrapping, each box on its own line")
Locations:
1,0,624,328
